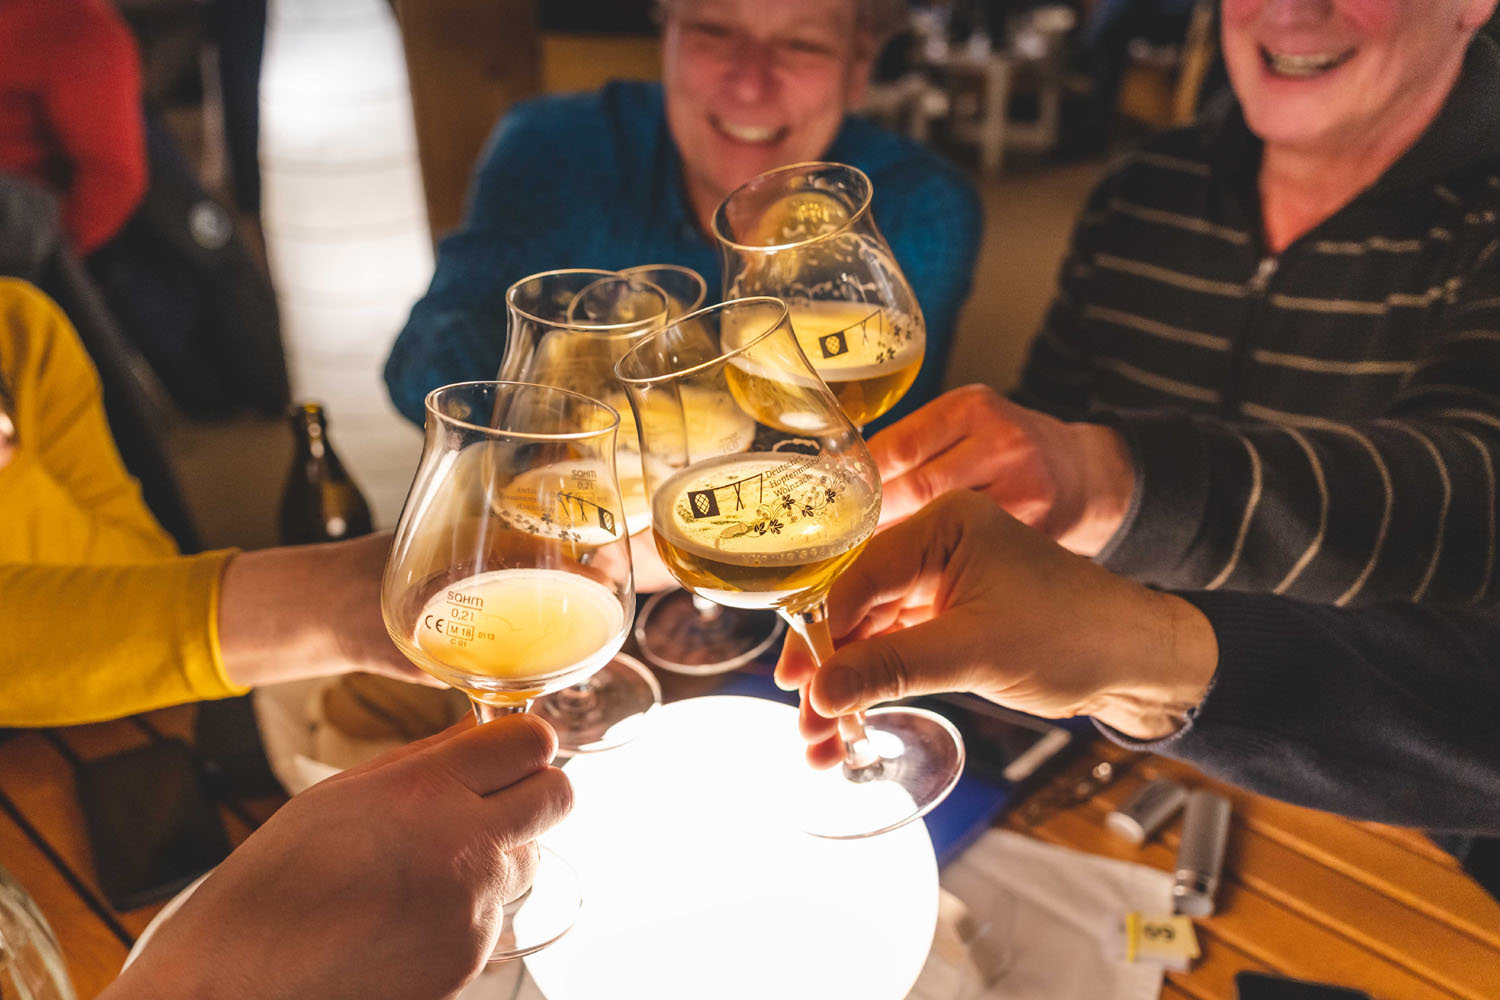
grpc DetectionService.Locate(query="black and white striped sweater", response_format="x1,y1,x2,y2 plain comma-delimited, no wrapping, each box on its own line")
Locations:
1017,36,1500,608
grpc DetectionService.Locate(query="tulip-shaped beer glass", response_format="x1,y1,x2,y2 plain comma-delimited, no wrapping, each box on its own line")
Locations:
500,271,667,750
623,266,787,675
618,264,708,318
616,298,963,839
382,381,635,957
715,162,925,428
513,267,783,678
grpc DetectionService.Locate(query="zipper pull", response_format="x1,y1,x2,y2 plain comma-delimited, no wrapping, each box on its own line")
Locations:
1247,256,1278,294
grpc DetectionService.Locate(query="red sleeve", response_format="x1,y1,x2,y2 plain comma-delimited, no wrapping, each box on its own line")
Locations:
42,4,146,254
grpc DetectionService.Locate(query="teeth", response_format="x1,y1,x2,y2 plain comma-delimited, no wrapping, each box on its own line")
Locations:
718,121,779,143
1263,48,1352,77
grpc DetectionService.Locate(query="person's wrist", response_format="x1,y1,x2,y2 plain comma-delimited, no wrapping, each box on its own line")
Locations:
1075,589,1217,740
1053,421,1133,557
218,545,331,687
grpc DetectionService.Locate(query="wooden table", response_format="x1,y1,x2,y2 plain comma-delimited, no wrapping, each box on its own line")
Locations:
0,705,285,998
2,703,1498,999
1007,744,1500,999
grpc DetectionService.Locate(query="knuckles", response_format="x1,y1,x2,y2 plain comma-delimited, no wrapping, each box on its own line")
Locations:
860,639,913,705
497,841,542,905
956,383,1007,426
532,765,575,825
498,713,561,771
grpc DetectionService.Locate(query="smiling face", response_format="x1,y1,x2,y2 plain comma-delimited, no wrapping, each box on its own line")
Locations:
661,0,874,229
1221,0,1497,155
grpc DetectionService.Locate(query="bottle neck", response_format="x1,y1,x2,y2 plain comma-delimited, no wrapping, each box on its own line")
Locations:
294,405,330,461
302,422,327,461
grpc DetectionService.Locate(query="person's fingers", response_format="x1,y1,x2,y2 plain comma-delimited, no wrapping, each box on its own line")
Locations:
826,503,959,640
808,612,993,718
877,434,1019,526
477,765,574,851
423,713,560,796
865,386,991,482
798,685,839,742
774,629,818,691
842,593,941,641
326,715,479,784
805,733,844,770
495,841,543,906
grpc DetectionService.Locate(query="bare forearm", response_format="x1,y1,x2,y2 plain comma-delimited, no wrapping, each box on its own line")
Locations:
218,533,403,688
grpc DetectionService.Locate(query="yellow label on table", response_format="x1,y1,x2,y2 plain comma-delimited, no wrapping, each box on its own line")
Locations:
1124,912,1201,964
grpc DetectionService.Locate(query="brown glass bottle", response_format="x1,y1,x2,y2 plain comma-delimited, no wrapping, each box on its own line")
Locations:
279,402,373,544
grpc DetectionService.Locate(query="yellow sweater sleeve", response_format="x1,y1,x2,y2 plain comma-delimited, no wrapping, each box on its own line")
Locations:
0,551,249,726
0,277,176,563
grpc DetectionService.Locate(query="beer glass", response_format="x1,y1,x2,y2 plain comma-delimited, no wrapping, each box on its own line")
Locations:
618,264,708,318
500,271,667,750
522,267,784,677
714,162,925,428
0,865,74,1000
616,298,963,839
623,265,786,675
382,381,635,958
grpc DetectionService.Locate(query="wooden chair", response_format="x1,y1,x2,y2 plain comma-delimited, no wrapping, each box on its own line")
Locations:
394,0,541,242
1116,0,1218,128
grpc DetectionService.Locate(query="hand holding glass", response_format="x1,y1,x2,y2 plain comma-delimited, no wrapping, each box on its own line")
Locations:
615,298,963,839
381,381,635,958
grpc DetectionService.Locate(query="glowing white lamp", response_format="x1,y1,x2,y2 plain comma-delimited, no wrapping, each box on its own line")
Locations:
259,0,429,525
525,696,939,999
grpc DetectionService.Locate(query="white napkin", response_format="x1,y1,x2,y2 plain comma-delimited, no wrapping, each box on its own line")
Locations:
909,829,1175,1000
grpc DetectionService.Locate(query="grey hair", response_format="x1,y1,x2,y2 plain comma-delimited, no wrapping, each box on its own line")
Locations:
654,0,910,47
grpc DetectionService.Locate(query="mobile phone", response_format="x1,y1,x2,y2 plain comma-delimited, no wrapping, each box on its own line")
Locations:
75,739,232,911
1234,972,1372,999
914,693,1076,785
195,694,281,797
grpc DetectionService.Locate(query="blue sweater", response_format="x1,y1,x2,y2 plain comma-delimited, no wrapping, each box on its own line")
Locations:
384,81,981,431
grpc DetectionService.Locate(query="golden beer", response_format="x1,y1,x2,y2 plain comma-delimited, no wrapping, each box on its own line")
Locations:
650,452,880,612
723,301,924,428
787,301,924,426
398,568,627,705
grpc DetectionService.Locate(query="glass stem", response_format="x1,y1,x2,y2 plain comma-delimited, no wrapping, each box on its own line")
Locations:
556,674,601,708
783,604,883,777
469,696,533,725
690,591,723,622
466,695,541,927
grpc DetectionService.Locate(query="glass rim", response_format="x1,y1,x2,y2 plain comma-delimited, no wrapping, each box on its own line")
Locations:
613,296,792,387
422,380,621,440
619,263,709,312
505,268,671,334
711,161,874,254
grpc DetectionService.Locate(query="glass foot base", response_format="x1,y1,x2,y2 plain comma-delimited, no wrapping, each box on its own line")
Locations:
634,588,784,675
532,653,661,757
487,845,580,962
799,707,966,840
